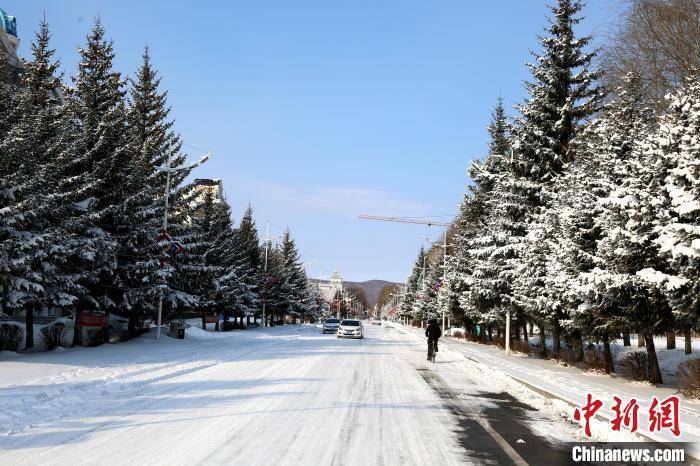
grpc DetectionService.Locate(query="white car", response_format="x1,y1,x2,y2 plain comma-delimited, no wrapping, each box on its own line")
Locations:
322,318,341,334
337,319,363,339
371,318,382,326
46,313,76,329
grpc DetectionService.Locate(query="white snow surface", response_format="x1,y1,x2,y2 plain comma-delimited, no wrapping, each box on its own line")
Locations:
0,324,480,465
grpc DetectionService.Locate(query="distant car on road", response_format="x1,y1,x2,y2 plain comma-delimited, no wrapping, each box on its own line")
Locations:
370,318,382,326
322,318,341,334
337,319,363,339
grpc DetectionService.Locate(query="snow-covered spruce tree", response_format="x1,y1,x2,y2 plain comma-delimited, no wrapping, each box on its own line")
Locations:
0,20,63,347
400,246,426,322
438,243,462,332
510,0,602,353
175,189,216,329
262,244,286,326
411,257,435,322
425,260,444,323
69,19,133,313
560,72,656,369
649,77,700,355
233,204,261,315
481,159,534,344
593,102,681,384
0,54,19,317
114,46,188,336
203,197,252,323
278,229,310,323
457,98,511,337
0,20,95,348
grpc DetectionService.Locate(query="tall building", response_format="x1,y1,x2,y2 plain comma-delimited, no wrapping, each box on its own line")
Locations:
193,178,224,202
189,178,225,218
0,7,23,82
310,270,343,302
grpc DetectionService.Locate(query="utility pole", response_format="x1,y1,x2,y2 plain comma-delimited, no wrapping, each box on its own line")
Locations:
358,214,452,328
155,151,211,340
262,221,270,327
423,226,450,334
442,227,448,335
506,308,511,356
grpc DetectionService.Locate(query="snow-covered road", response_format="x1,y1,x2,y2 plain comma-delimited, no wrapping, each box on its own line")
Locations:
0,324,574,465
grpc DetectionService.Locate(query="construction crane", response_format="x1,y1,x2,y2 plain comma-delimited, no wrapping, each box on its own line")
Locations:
359,212,518,355
358,213,452,333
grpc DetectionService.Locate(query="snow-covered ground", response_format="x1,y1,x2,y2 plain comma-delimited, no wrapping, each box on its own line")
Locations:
0,323,587,465
399,323,700,459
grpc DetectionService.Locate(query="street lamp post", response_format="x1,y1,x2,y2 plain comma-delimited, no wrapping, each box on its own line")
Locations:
442,227,447,335
262,222,269,328
424,228,450,334
155,151,211,340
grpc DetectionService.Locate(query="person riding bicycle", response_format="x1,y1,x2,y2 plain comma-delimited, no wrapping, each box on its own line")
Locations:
425,319,441,360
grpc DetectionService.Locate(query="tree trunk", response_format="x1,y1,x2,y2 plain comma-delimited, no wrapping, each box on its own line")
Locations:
572,330,584,363
496,327,501,339
603,334,614,374
201,311,206,330
522,325,529,344
623,332,631,347
73,314,80,347
552,328,561,355
25,307,34,350
666,331,676,350
487,326,493,341
514,325,521,342
645,333,663,384
539,325,547,358
637,333,645,347
685,329,692,355
528,322,534,337
128,311,137,340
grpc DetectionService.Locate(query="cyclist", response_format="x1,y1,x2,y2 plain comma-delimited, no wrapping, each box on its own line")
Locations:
425,318,442,361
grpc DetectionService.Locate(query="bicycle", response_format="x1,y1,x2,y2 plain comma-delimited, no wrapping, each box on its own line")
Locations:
427,338,437,362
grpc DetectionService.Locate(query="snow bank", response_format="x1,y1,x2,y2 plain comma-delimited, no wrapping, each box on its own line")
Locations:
0,325,312,436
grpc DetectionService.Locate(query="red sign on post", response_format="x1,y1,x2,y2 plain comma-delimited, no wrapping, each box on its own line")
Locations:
76,311,109,327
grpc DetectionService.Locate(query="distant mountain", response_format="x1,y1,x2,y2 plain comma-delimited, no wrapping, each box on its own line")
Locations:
344,279,401,308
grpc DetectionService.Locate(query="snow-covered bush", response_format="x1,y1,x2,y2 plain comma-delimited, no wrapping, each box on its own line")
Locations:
619,352,649,381
491,335,504,349
81,328,108,347
555,348,575,366
40,324,67,351
511,339,531,356
677,359,700,399
222,321,236,331
584,348,607,372
0,323,23,351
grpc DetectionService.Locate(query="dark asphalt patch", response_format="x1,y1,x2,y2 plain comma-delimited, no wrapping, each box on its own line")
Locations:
417,367,593,466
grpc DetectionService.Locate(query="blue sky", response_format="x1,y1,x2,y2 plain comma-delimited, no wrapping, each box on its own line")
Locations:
4,0,619,283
